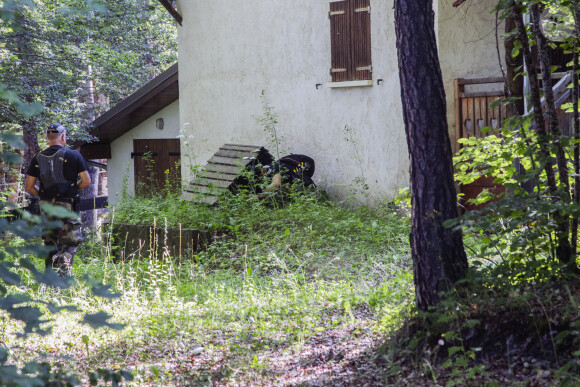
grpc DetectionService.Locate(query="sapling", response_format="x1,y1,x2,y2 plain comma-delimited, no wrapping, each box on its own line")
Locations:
254,90,286,161
344,125,374,239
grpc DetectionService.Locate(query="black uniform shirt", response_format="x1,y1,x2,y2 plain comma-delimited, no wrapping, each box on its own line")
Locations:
26,145,88,200
269,154,315,187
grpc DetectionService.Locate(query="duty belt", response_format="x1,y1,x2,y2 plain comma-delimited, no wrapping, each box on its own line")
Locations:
45,197,75,205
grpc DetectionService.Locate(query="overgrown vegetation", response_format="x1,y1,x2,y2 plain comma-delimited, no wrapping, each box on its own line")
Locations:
6,177,580,385
0,187,415,385
103,163,580,385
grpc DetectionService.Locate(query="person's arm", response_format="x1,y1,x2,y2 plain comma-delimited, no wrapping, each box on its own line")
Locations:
265,173,282,192
77,171,91,190
25,175,40,198
256,173,282,199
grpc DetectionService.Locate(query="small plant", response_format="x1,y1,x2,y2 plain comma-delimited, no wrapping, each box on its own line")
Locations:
120,163,131,202
254,90,285,160
440,320,485,387
177,125,204,183
344,125,375,238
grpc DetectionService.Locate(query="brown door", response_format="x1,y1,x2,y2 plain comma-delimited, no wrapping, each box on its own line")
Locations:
133,139,181,196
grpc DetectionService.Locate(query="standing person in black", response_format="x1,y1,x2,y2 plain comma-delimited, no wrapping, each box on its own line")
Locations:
25,124,91,276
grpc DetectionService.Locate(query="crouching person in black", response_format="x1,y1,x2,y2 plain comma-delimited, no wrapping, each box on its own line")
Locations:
255,154,316,199
24,124,91,276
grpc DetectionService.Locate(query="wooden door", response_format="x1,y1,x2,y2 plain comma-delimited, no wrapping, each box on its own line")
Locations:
133,139,181,196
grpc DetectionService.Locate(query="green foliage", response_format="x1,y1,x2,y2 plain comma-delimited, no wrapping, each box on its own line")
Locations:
385,252,580,384
0,200,131,383
0,0,177,140
481,0,580,276
0,198,131,383
452,114,580,272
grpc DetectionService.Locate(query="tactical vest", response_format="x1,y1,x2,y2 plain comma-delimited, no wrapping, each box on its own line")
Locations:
36,148,75,199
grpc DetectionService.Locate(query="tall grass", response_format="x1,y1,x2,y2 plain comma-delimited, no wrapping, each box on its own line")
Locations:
1,191,414,384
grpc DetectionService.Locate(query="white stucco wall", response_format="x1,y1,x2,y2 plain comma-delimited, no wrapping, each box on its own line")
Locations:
175,0,501,203
437,0,505,150
107,101,180,205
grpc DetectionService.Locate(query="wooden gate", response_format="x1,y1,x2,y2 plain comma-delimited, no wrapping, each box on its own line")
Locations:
454,77,508,149
132,139,181,195
454,77,507,211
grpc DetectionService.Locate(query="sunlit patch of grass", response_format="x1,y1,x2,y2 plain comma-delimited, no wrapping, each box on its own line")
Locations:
2,194,414,384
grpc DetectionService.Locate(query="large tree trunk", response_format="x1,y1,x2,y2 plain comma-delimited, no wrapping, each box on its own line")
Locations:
394,0,468,311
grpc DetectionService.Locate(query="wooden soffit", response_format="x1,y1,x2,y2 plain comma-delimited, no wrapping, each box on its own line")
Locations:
76,62,179,159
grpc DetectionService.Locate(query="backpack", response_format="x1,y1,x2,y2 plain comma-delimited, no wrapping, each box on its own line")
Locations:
36,148,76,199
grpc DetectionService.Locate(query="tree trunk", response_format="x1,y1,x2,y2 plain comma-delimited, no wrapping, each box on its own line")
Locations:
573,2,580,255
22,121,40,171
572,50,579,255
504,16,524,116
511,7,558,192
394,0,468,311
531,5,571,197
78,65,100,229
531,5,574,267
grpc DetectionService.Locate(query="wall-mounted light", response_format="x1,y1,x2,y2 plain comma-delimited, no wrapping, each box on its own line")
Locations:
156,118,164,130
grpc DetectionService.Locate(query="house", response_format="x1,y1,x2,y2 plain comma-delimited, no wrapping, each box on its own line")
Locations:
154,0,503,204
78,63,180,205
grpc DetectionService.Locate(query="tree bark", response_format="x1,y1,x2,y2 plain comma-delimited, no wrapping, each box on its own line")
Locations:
394,0,468,311
504,16,524,116
22,121,40,171
530,5,574,267
78,65,100,229
572,50,579,255
530,5,571,197
80,165,99,229
511,6,558,192
573,2,580,255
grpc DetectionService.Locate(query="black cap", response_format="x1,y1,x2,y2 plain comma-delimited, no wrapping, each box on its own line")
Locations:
47,123,66,134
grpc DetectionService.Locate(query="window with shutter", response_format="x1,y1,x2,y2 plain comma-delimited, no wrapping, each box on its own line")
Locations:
329,0,372,83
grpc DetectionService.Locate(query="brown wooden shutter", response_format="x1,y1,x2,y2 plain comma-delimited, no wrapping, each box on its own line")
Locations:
351,0,371,80
330,1,350,82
